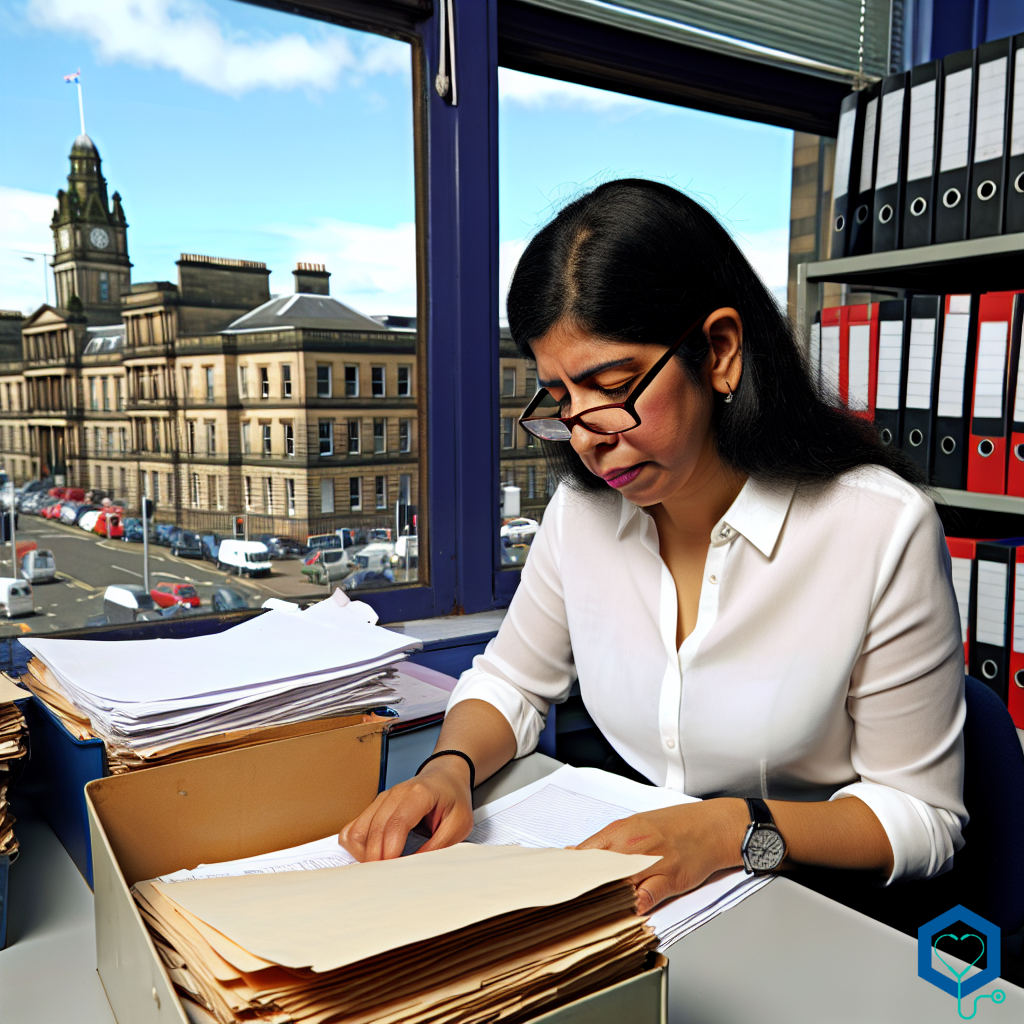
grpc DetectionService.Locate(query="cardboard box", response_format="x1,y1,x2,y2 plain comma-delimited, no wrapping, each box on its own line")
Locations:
86,721,666,1024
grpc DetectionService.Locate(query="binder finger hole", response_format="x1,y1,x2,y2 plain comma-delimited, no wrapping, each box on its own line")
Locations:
1015,669,1024,689
1015,443,1024,462
834,214,845,232
855,205,869,224
910,197,927,217
878,204,893,224
940,436,957,455
908,429,924,447
942,188,962,209
977,439,995,457
976,180,997,202
981,659,998,681
1016,171,1024,194
879,428,893,445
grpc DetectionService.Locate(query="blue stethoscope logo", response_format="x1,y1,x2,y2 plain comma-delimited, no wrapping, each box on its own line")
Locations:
931,932,1005,1019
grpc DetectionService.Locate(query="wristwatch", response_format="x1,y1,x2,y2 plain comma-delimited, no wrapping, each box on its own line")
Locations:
740,798,787,875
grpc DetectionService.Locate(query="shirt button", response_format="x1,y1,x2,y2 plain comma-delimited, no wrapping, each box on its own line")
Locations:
665,738,676,749
709,574,717,584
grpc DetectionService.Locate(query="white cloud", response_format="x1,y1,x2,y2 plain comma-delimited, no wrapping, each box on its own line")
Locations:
498,68,646,112
498,238,528,319
732,227,790,306
0,186,58,314
27,0,407,97
266,218,417,317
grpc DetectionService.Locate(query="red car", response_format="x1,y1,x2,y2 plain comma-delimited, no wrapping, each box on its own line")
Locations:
150,582,201,608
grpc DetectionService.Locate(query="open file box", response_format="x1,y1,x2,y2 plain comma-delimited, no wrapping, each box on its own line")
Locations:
86,723,667,1024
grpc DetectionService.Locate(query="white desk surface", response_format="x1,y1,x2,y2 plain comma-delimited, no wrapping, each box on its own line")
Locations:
3,751,1021,1024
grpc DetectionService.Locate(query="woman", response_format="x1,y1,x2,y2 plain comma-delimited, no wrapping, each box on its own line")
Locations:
341,179,966,915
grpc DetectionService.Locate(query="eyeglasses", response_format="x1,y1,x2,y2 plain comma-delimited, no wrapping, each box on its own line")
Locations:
518,313,709,442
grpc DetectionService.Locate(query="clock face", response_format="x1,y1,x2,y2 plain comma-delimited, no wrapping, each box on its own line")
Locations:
89,227,110,250
745,827,786,872
58,227,70,251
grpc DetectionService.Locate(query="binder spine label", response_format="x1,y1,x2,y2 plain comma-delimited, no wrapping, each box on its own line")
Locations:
833,108,856,197
1015,571,1024,654
859,98,879,192
950,556,972,642
973,320,1009,419
977,560,1009,646
1012,49,1024,157
821,325,841,404
940,69,973,172
876,88,906,189
876,321,904,410
906,318,937,408
974,58,1008,162
937,311,972,416
848,325,871,410
907,81,936,181
1013,354,1024,423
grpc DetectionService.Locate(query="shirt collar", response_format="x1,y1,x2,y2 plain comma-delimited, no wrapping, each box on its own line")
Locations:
615,475,796,559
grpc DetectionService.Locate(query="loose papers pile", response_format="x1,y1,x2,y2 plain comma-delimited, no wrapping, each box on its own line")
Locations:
19,592,421,772
135,843,659,1024
0,676,29,855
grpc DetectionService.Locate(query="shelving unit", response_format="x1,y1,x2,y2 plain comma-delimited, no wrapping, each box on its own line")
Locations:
794,235,1024,520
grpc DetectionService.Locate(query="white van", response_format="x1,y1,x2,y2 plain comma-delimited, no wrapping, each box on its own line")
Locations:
0,577,34,619
353,542,395,571
217,540,273,577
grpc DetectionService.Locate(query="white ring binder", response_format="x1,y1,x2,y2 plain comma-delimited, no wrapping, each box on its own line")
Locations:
977,179,998,200
943,187,962,207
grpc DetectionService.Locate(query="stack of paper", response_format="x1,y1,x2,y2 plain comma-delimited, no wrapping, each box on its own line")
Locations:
19,592,421,772
134,843,659,1024
0,676,29,855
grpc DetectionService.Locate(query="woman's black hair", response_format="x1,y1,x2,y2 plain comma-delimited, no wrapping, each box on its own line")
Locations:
506,178,922,490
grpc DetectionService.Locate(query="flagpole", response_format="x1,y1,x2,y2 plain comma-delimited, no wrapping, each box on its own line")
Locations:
77,79,85,135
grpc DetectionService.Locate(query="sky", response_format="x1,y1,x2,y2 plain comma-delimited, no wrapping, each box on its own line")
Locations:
0,0,793,318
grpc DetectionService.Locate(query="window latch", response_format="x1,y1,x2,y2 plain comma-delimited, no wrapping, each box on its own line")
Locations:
434,0,457,105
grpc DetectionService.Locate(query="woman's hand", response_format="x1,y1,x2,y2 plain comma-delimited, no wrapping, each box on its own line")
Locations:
575,799,748,913
339,757,475,862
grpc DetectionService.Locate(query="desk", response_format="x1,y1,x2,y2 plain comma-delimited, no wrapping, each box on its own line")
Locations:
2,752,1021,1024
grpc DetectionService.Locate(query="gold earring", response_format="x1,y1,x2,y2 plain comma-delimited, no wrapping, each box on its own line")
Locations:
724,381,734,404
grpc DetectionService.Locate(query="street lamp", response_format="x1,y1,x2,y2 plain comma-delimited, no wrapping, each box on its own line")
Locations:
1,248,53,307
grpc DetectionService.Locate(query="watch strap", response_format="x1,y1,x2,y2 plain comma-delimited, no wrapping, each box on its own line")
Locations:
745,797,774,827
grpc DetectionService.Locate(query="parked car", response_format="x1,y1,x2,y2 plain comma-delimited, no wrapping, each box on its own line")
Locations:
500,517,539,544
336,528,367,548
150,582,201,608
170,530,205,559
217,540,273,577
306,532,342,553
352,542,396,571
368,528,392,542
21,548,57,584
0,578,34,618
200,534,222,562
102,584,158,625
257,535,306,559
390,535,418,568
153,523,176,546
301,547,354,585
211,586,249,612
121,517,144,542
341,568,395,591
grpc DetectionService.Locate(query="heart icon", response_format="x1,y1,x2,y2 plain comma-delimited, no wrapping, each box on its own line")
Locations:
933,931,986,982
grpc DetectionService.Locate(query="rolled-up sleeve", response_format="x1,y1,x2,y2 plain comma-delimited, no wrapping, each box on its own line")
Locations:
830,490,967,884
447,489,578,757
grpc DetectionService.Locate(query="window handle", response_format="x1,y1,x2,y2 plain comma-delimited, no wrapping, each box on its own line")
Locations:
435,0,457,105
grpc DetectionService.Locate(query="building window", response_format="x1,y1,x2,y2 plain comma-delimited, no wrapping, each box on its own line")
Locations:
244,476,252,510
206,421,216,455
205,366,214,402
106,427,113,455
527,465,536,499
241,421,250,454
398,419,411,453
371,365,385,398
318,419,334,456
284,422,294,456
262,423,272,456
116,377,123,409
166,472,174,504
320,478,334,514
183,366,192,399
238,365,248,399
350,477,362,511
373,418,386,454
501,417,515,449
397,365,411,397
118,427,126,453
399,473,411,505
186,420,195,454
317,364,333,398
101,377,110,410
502,366,516,396
525,366,537,395
152,472,160,503
207,475,217,509
286,478,296,516
89,377,97,410
282,363,292,398
347,419,360,455
264,477,274,514
260,366,269,400
99,272,110,302
191,472,200,507
375,475,387,509
151,419,161,453
344,365,358,397
119,467,126,493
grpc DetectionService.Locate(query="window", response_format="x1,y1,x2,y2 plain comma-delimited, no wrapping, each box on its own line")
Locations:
284,422,295,456
371,365,385,398
191,472,200,507
99,271,109,302
206,421,216,455
89,377,97,410
375,475,387,509
282,364,292,399
527,465,536,499
208,475,218,509
525,366,537,395
106,427,113,455
501,417,515,449
373,418,386,454
318,419,333,456
166,472,174,504
152,472,160,503
151,419,161,453
347,419,360,455
262,423,271,456
101,377,109,410
116,377,123,409
397,365,411,397
205,366,214,402
398,419,411,453
317,365,332,398
183,366,192,399
286,478,296,515
239,365,248,399
344,365,358,397
241,421,250,454
118,427,126,453
264,477,273,514
349,477,362,511
186,420,195,454
260,366,269,400
244,476,252,511
119,467,126,493
320,478,334,514
502,366,516,397
399,473,411,505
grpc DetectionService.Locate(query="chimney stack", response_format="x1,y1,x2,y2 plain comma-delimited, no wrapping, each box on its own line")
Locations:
293,262,330,296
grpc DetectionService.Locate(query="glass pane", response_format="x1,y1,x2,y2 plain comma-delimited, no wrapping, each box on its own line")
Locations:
0,0,420,632
498,69,792,565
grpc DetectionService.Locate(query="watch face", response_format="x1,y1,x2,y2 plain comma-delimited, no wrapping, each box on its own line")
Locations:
89,227,110,250
745,826,786,872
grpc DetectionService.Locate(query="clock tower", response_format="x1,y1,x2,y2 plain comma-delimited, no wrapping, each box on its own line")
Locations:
51,134,131,326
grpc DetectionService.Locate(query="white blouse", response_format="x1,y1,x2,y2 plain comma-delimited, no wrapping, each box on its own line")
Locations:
448,466,967,884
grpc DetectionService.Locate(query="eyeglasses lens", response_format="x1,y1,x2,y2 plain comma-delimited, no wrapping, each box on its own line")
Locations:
521,390,638,439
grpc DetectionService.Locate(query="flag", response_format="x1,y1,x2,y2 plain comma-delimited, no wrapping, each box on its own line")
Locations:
63,70,80,84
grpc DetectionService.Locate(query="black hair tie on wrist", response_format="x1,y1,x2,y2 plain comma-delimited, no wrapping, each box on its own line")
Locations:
415,749,476,791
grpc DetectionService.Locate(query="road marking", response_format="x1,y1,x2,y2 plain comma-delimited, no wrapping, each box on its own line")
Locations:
111,565,143,578
57,572,96,592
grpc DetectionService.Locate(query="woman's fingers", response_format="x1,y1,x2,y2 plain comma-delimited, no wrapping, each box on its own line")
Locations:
416,801,475,853
340,782,435,861
632,872,674,914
